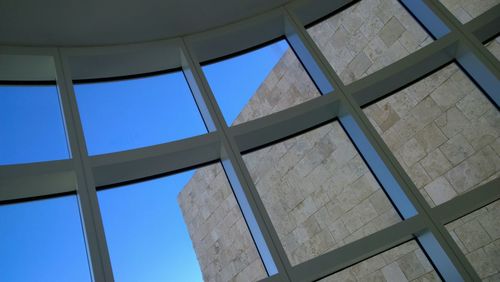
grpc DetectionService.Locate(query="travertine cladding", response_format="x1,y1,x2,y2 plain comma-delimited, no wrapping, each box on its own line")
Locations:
243,121,401,265
363,63,500,207
178,3,500,281
486,36,500,61
308,0,433,85
178,48,321,281
320,240,441,281
232,48,320,125
177,164,267,282
446,200,500,280
439,0,500,23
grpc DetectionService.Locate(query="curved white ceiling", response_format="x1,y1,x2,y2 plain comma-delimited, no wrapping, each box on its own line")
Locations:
0,0,289,46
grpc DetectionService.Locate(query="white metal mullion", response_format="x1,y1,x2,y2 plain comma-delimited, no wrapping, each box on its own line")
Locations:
180,39,293,281
54,49,114,282
434,177,500,225
90,132,221,187
0,160,75,202
283,5,479,281
290,216,426,281
464,5,500,42
229,90,341,153
347,33,459,106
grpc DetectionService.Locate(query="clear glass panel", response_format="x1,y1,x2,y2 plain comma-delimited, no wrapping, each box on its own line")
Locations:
363,63,500,207
243,120,401,265
320,240,441,281
439,0,499,23
74,71,207,155
0,84,69,165
0,196,91,282
485,36,500,61
446,200,500,280
307,0,433,85
98,163,267,282
202,39,321,126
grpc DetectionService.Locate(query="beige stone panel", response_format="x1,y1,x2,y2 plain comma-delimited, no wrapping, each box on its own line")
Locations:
364,63,500,207
319,241,441,281
178,164,267,282
243,121,401,265
446,200,500,280
308,0,432,84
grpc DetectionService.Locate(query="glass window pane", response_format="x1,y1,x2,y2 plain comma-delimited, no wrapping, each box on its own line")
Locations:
320,240,441,281
98,163,267,282
486,36,500,61
363,63,500,207
446,200,500,280
202,39,321,126
74,71,207,155
243,120,402,265
0,196,91,282
439,0,499,23
0,84,69,165
308,0,433,85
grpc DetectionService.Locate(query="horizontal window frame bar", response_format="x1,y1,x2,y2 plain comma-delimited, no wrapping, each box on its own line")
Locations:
230,92,340,153
464,4,500,43
347,34,458,107
288,215,426,282
433,177,500,225
90,132,221,187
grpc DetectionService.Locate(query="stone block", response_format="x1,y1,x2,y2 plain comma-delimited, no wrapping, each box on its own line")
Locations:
461,115,500,151
406,162,432,189
399,137,427,167
415,123,448,154
434,106,469,139
420,148,452,179
378,16,406,47
456,90,492,121
466,247,498,279
360,15,385,39
446,146,499,193
398,251,429,280
382,262,409,281
453,220,492,252
410,96,443,128
369,189,394,214
424,176,457,206
439,133,474,165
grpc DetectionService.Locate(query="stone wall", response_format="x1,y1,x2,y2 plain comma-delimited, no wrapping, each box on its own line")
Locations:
320,241,440,281
446,200,500,280
177,1,500,281
308,0,432,85
177,163,267,282
363,63,500,207
243,121,401,266
177,48,320,281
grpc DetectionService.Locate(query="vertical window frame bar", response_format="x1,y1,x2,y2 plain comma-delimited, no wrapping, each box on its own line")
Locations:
53,49,115,282
179,38,293,281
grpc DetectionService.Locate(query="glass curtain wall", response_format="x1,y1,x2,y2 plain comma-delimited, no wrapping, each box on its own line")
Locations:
0,0,499,281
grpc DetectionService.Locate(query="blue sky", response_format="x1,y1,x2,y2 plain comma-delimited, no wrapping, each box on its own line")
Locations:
0,40,289,281
0,85,69,165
